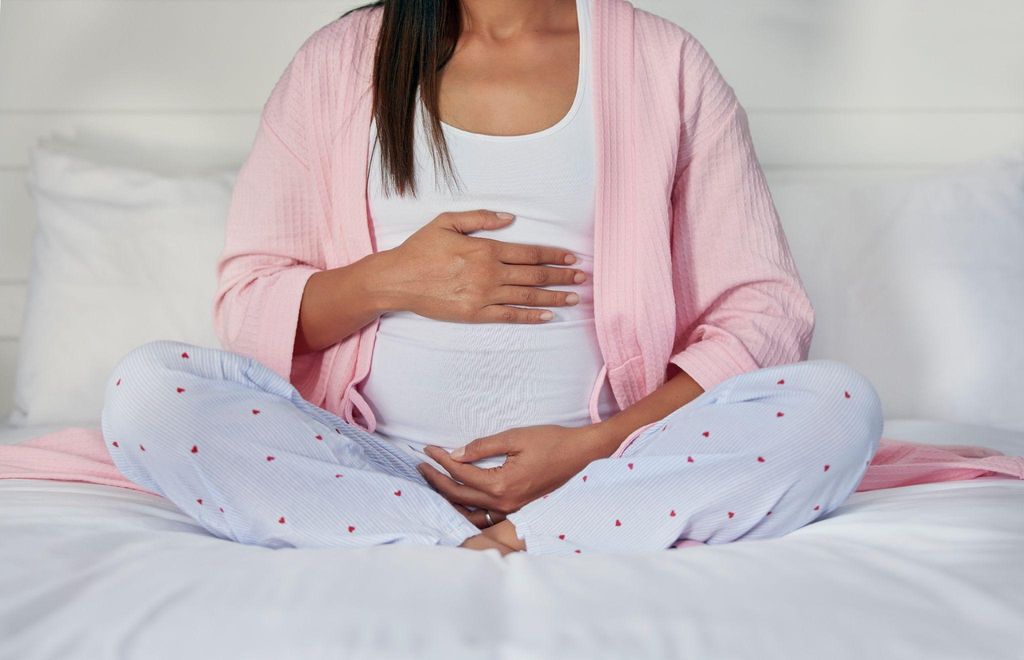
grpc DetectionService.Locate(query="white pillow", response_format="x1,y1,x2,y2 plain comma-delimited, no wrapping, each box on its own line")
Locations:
9,138,237,427
773,149,1024,432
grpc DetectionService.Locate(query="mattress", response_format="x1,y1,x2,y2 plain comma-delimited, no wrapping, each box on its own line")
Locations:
1,419,1022,660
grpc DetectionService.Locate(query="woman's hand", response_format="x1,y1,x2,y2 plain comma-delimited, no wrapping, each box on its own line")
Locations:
417,424,614,526
372,209,588,324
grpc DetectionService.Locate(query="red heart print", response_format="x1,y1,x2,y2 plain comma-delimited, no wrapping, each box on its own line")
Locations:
687,456,694,463
757,456,765,462
582,475,588,482
574,549,581,554
219,507,224,513
196,498,203,505
844,391,851,398
558,534,566,540
777,379,785,385
315,434,323,441
766,511,772,516
824,464,830,472
348,525,356,533
139,444,146,451
115,378,122,386
266,455,275,462
614,519,622,527
176,387,185,393
627,463,634,470
181,352,189,359
111,441,119,448
727,511,735,519
335,474,343,478
813,504,820,511
191,445,198,454
252,409,260,415
394,490,402,496
669,509,677,517
278,516,286,524
776,411,784,417
702,431,710,437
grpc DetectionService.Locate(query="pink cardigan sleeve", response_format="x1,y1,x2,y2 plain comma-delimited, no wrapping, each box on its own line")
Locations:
666,34,815,393
212,44,340,406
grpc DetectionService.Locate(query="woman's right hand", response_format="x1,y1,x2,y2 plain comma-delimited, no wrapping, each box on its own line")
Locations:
372,209,587,324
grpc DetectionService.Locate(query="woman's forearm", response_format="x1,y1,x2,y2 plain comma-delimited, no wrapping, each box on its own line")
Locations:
579,367,706,460
293,251,392,355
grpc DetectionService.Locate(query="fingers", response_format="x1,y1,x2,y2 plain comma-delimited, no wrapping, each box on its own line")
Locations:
475,305,556,324
491,285,579,310
490,240,577,266
417,463,500,510
480,508,508,526
423,445,499,490
451,503,491,529
500,264,587,288
451,436,514,463
436,209,516,234
452,503,508,529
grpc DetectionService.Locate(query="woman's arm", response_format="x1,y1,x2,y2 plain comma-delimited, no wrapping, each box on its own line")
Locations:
212,43,342,405
293,255,388,355
664,33,816,394
573,367,705,460
584,34,815,453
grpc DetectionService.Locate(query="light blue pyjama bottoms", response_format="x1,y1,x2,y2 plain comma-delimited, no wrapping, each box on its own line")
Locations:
100,339,883,555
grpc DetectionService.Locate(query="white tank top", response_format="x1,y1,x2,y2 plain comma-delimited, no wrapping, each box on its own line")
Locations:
360,0,617,470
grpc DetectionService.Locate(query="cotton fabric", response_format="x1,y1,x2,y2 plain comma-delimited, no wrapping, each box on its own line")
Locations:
95,339,880,555
362,0,618,469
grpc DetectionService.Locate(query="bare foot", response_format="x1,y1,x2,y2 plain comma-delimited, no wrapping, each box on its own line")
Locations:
482,520,527,552
459,533,519,555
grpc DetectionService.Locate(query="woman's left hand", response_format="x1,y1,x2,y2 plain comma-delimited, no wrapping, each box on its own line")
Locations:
418,424,612,527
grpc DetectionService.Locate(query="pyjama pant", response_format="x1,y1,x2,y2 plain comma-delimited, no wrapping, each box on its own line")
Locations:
100,339,883,556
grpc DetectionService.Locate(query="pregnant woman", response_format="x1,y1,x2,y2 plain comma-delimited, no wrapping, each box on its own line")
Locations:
100,0,883,555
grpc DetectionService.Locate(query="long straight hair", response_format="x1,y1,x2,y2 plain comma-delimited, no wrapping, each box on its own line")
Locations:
341,0,463,198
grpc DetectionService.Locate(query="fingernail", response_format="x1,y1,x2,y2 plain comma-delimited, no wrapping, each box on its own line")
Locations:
451,447,465,460
496,212,515,220
564,253,577,265
573,271,587,283
565,292,580,305
540,310,554,321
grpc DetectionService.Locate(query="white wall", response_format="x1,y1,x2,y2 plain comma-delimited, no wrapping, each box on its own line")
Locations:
1,0,1022,418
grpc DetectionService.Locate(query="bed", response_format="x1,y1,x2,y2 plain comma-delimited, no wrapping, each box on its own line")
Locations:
2,418,1022,659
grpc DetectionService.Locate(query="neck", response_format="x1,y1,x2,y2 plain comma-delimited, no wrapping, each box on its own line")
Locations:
456,0,574,40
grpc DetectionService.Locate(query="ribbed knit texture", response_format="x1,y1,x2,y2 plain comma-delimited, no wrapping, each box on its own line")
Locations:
210,0,815,433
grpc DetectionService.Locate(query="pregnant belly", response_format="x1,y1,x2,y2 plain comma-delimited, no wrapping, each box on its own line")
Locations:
358,311,617,469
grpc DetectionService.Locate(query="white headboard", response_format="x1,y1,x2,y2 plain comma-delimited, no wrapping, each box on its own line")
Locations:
1,0,1023,419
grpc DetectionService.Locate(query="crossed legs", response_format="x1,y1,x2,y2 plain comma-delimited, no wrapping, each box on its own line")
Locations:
101,340,882,555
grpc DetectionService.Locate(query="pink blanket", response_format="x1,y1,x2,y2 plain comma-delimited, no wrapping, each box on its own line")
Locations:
1,427,1022,499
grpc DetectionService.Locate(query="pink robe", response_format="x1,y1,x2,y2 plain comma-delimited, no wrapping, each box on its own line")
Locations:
2,0,1021,500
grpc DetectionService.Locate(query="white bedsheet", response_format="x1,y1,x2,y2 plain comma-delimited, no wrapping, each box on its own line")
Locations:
1,419,1022,659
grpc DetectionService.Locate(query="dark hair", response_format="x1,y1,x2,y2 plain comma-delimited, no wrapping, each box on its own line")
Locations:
341,1,462,198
